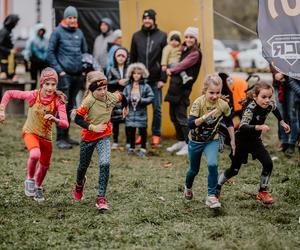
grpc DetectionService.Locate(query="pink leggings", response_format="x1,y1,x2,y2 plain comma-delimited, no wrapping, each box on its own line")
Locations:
27,148,50,187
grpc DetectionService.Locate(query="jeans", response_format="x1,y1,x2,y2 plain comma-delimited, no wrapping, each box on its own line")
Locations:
76,136,111,196
274,86,298,145
185,139,220,195
56,74,83,141
149,82,162,136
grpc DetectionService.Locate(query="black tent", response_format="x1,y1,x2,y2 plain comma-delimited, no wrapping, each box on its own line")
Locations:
53,0,120,53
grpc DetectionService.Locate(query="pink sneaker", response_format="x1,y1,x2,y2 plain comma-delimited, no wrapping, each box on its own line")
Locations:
96,196,109,210
73,176,86,201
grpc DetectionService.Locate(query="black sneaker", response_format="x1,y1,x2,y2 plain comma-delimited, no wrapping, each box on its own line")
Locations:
285,144,295,156
56,140,72,149
281,143,289,152
34,188,45,202
65,137,79,145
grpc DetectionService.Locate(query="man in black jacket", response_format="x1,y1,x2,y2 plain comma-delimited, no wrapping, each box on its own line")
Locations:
130,9,167,146
0,14,19,79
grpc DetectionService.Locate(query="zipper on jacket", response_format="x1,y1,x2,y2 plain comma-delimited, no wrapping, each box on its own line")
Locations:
146,33,150,69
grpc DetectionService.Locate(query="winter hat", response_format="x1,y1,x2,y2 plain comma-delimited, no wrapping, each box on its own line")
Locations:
111,29,122,41
143,9,156,22
40,67,58,86
170,34,181,43
101,18,113,28
86,71,107,92
115,48,127,58
184,27,199,40
63,6,78,19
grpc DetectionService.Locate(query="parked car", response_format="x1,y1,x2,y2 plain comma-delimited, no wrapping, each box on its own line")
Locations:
213,39,234,72
237,39,269,70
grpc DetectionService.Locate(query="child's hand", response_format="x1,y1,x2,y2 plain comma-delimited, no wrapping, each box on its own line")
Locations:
280,120,290,134
161,65,167,72
256,124,270,133
166,69,172,76
94,123,107,133
0,111,5,123
203,109,218,121
119,79,127,86
44,114,58,123
122,106,129,118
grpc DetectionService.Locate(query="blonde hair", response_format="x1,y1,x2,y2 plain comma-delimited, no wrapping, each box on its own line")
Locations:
202,73,223,94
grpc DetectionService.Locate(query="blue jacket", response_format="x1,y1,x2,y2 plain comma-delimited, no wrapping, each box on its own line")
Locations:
47,23,87,74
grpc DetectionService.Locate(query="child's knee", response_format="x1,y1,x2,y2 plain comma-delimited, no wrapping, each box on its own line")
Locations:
29,147,41,161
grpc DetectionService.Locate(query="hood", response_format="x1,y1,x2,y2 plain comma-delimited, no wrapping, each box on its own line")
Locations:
34,23,46,34
4,14,19,30
167,30,182,43
98,18,113,33
126,62,149,80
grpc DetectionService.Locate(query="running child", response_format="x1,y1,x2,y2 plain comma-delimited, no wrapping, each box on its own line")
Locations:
216,81,290,204
0,67,69,202
123,63,154,157
184,73,235,208
73,71,128,210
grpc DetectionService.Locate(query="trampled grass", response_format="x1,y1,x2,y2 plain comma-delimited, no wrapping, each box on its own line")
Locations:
0,117,299,250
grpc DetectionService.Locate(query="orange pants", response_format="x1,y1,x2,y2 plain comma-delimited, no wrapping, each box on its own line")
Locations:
22,133,52,166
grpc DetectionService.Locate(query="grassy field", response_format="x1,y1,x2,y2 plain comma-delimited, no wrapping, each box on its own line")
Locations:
0,116,299,250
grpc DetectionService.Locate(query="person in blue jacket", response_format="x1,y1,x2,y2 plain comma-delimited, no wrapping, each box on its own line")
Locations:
47,6,88,149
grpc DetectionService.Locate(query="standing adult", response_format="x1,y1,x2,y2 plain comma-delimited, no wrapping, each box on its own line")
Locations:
23,23,48,90
130,9,167,146
0,14,19,80
93,18,114,72
165,27,202,155
47,6,88,149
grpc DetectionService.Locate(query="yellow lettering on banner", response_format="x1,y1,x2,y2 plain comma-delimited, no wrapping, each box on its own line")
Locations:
281,0,300,16
268,0,300,19
268,0,278,19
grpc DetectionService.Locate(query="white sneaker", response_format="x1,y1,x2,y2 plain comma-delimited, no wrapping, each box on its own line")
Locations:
111,143,118,150
205,195,221,208
176,144,188,156
166,141,186,152
24,179,35,197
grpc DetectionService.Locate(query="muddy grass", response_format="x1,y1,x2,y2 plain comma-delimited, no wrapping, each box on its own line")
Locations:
0,116,299,249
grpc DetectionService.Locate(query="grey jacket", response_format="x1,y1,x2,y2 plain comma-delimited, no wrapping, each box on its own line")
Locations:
123,80,154,128
93,31,114,69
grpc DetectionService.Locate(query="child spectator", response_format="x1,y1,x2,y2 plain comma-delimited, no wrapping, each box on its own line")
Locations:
73,71,128,210
184,73,235,208
161,31,192,84
123,63,154,157
216,82,290,205
0,67,68,202
107,47,130,149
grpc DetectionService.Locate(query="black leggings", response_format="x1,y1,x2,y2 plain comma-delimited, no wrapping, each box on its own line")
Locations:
112,121,130,144
127,127,147,149
224,138,273,186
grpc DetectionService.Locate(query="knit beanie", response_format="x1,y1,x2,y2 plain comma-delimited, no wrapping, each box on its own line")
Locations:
111,29,122,41
40,67,58,86
63,6,78,19
143,9,156,22
86,71,107,92
184,27,199,40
